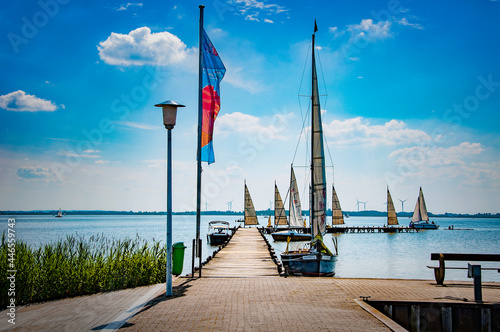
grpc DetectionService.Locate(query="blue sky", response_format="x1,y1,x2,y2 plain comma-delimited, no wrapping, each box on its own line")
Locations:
1,0,499,214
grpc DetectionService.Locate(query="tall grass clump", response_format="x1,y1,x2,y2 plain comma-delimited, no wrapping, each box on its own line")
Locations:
0,232,166,308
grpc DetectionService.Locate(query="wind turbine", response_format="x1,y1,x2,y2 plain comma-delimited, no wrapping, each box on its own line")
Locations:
398,198,408,212
361,201,368,211
204,200,209,212
226,199,233,212
355,198,361,212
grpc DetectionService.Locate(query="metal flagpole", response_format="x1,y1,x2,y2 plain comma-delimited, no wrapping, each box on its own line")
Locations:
194,4,204,278
166,128,173,295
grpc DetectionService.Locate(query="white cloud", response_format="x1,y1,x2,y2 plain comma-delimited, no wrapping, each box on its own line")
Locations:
390,142,484,167
57,150,101,159
97,27,195,66
116,121,161,130
396,17,424,30
116,3,143,11
264,19,274,24
17,166,58,181
329,26,345,38
0,90,58,112
245,14,260,21
215,111,291,140
322,117,430,146
223,66,265,94
347,19,391,42
230,0,288,22
388,142,497,186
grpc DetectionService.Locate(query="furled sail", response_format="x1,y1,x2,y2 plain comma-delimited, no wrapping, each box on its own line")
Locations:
331,184,344,225
411,187,429,222
274,183,288,227
310,32,327,241
244,183,258,225
289,166,304,227
387,187,398,225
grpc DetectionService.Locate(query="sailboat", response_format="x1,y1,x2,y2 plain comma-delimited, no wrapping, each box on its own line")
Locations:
55,208,63,218
331,184,344,225
244,182,259,227
409,187,438,229
280,22,337,276
274,183,288,228
386,187,399,226
271,168,312,241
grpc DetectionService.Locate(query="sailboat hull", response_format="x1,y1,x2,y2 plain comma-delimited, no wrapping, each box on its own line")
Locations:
271,230,311,242
281,252,337,277
410,222,438,229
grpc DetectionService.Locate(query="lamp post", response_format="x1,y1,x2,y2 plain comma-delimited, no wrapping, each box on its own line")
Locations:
155,100,185,296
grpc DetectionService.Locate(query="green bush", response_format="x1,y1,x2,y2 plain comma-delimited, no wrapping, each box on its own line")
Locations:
0,232,166,308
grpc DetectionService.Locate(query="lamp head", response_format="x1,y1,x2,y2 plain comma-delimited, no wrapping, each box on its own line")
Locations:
154,100,185,129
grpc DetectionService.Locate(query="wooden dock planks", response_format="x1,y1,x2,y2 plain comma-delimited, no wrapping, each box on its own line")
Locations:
201,227,279,278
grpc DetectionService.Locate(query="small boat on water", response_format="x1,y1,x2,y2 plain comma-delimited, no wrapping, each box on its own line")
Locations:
280,22,337,277
207,221,231,245
409,187,438,229
55,208,63,218
271,174,312,242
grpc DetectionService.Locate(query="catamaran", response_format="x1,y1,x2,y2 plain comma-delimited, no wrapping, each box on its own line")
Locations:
409,187,438,229
387,186,399,226
281,22,337,276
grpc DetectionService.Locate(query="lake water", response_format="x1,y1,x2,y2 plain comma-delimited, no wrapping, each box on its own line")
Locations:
1,214,499,282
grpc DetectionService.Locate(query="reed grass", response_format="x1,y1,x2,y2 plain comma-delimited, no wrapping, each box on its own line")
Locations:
1,232,166,308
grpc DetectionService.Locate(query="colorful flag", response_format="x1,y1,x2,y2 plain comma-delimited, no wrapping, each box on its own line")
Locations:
200,28,225,164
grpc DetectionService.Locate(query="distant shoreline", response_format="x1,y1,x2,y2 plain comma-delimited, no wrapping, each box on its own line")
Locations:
1,210,499,218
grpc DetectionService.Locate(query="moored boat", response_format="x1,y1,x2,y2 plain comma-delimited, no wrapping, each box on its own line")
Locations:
271,172,312,242
207,221,231,245
280,21,337,277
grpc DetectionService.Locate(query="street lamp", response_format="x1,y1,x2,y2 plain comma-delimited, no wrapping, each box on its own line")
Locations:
155,100,185,296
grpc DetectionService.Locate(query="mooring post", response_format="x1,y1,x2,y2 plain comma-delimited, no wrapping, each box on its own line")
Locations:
468,264,482,302
198,238,202,278
191,239,196,278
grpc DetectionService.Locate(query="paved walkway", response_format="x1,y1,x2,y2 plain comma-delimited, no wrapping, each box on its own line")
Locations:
2,228,500,331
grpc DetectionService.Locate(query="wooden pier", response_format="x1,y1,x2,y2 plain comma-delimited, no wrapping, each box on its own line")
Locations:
327,226,418,233
261,225,418,234
201,227,279,277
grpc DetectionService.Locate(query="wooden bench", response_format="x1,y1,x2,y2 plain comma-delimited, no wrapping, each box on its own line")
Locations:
428,253,500,285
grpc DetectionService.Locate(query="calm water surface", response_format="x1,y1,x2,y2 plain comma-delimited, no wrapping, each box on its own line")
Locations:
1,214,499,281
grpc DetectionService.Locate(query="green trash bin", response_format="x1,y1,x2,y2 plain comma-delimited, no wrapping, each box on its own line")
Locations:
172,242,187,276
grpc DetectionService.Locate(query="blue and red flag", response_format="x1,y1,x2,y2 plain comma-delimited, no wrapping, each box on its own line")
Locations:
200,28,225,164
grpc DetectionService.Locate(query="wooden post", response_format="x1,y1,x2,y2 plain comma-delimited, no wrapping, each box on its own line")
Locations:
434,253,445,285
